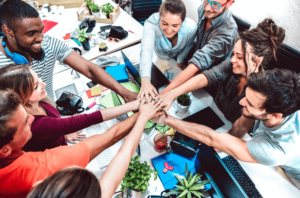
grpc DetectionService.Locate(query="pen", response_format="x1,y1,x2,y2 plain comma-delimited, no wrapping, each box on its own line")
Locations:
86,101,96,110
128,30,134,34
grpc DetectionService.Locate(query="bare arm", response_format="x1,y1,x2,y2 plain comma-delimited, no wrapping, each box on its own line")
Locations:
82,113,139,161
99,99,163,198
160,73,208,112
100,99,139,121
228,115,255,138
160,63,200,95
153,113,258,163
64,51,138,102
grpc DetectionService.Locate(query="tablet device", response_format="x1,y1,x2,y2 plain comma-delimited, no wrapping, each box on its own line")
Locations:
54,83,78,99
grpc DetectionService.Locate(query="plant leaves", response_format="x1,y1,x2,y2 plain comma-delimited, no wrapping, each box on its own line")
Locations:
187,192,192,198
190,191,204,198
175,185,185,191
154,174,158,180
188,174,197,188
183,177,189,188
188,171,194,184
185,163,189,178
121,186,125,191
178,189,188,198
175,175,185,186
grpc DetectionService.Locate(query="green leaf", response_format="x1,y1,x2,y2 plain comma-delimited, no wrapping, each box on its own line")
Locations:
191,191,204,198
175,175,185,186
188,174,197,188
175,185,185,190
178,189,188,198
188,171,194,184
185,163,189,178
154,171,159,175
142,190,146,194
154,174,158,180
187,192,192,198
121,186,125,191
141,185,147,190
183,177,189,188
189,180,210,191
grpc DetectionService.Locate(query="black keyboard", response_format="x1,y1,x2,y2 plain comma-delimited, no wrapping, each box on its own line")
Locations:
222,156,263,198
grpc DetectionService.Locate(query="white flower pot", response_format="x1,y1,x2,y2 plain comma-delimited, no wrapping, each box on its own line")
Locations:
92,11,100,18
175,99,191,114
131,189,141,198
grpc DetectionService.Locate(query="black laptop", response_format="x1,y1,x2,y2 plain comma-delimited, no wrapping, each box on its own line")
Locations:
121,51,170,91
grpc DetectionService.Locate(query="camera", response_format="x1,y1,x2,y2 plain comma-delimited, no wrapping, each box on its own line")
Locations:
56,91,84,115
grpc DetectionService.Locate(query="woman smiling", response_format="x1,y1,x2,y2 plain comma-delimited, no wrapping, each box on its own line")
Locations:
138,0,197,100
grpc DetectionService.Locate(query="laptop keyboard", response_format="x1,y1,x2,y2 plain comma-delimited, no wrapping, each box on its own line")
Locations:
85,123,113,169
222,156,263,198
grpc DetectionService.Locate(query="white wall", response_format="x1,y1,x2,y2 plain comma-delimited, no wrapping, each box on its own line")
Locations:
172,0,300,51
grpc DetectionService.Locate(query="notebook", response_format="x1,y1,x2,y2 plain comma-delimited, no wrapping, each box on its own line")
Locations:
105,64,129,83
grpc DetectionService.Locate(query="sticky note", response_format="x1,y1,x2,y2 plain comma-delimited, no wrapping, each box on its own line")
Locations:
91,86,102,96
158,64,171,72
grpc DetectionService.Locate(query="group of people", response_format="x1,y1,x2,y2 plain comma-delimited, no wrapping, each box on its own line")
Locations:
0,0,299,197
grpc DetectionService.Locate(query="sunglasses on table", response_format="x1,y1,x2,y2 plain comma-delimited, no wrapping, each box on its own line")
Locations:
201,0,233,10
108,37,120,43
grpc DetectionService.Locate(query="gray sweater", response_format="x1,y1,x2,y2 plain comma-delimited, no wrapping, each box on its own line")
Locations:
140,13,197,78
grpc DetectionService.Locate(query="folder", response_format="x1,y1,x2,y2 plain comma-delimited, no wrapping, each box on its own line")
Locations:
151,151,200,190
42,20,58,34
105,64,129,83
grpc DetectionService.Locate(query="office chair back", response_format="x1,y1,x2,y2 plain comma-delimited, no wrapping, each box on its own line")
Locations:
232,15,251,32
264,44,300,73
131,0,162,25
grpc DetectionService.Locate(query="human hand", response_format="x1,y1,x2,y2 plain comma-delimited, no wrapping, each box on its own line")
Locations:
64,131,86,144
151,110,168,125
123,91,138,103
139,98,163,120
177,63,186,70
137,77,158,101
155,91,176,113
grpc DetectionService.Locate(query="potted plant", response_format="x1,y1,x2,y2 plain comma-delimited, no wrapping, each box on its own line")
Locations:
101,2,114,19
120,155,159,198
166,164,210,198
90,3,100,18
85,0,93,15
75,27,95,51
176,93,191,114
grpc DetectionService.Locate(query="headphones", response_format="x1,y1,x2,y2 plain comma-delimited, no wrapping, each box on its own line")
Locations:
2,36,45,64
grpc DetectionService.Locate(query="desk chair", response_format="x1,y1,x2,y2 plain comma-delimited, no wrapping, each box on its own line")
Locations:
264,44,300,73
232,15,251,33
131,0,162,25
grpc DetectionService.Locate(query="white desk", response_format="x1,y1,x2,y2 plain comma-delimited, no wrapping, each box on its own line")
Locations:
53,44,300,198
41,0,143,74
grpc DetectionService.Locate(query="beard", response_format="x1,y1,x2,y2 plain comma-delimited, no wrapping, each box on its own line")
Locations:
15,36,45,61
241,107,269,122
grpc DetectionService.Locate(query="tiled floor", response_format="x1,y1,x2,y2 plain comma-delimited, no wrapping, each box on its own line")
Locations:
183,0,300,51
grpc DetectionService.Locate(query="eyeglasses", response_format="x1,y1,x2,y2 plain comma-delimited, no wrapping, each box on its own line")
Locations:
108,37,120,43
201,0,233,10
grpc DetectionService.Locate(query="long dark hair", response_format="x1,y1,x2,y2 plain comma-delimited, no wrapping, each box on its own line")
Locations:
159,0,186,22
239,18,285,74
0,64,34,106
27,167,101,198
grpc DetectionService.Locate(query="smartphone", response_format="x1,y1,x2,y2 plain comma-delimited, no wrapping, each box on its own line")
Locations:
87,81,98,88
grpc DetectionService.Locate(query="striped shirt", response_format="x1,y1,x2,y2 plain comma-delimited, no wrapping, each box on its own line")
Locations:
0,35,73,100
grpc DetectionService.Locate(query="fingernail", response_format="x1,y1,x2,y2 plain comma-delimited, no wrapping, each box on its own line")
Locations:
146,100,148,102
154,99,156,101
140,98,142,101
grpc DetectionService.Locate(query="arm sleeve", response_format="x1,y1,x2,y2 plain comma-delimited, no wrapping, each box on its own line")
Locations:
188,28,237,72
139,20,158,78
177,30,197,64
31,111,103,139
49,36,74,63
45,142,90,174
247,136,288,166
202,59,232,87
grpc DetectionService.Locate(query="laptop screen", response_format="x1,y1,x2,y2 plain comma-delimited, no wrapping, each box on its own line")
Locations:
121,51,142,86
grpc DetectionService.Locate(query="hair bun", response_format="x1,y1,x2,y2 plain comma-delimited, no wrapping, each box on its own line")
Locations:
258,18,278,37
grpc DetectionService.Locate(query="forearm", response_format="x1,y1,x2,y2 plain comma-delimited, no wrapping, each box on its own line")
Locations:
165,116,250,160
229,115,255,138
99,115,148,198
171,74,209,98
83,113,139,161
87,62,128,97
163,63,199,93
100,101,137,121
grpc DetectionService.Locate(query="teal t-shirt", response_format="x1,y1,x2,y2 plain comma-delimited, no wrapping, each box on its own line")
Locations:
247,110,300,182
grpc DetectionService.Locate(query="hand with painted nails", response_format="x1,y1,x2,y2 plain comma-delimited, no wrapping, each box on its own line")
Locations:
157,90,176,113
139,98,164,120
137,77,159,101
